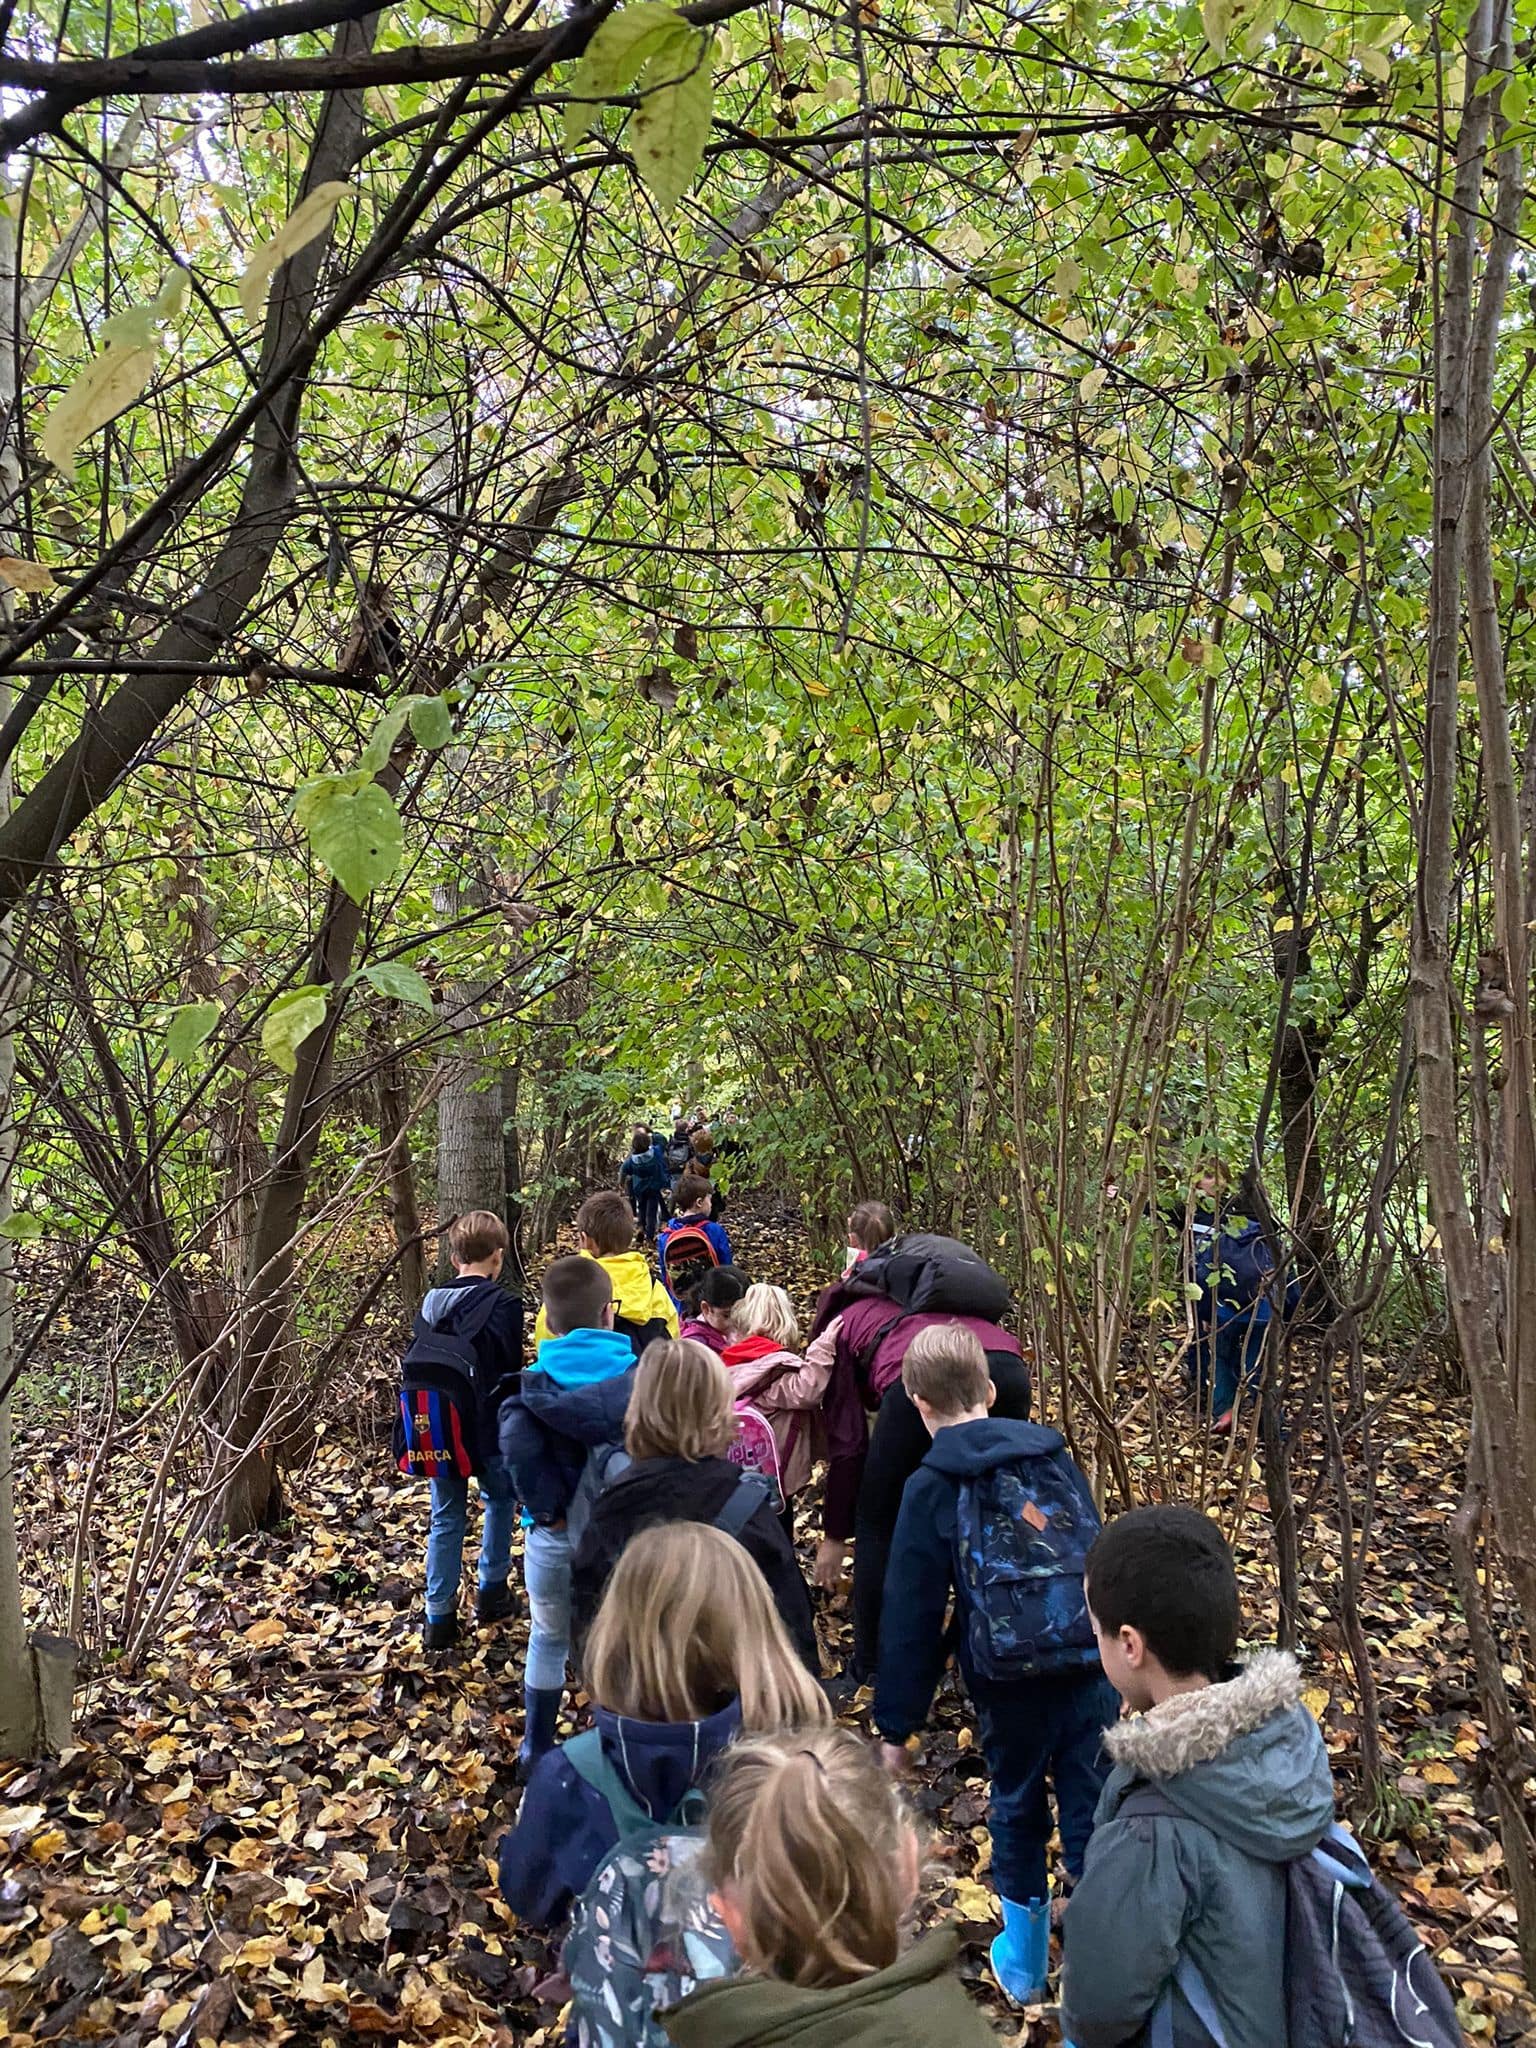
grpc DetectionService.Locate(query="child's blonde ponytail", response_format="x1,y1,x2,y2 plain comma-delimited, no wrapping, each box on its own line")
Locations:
705,1728,914,1988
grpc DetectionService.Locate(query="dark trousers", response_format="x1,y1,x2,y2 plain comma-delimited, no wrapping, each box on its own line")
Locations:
636,1188,663,1243
851,1354,1034,1678
974,1670,1120,1903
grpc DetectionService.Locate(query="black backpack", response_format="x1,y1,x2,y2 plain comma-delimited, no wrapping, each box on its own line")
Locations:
1192,1216,1278,1317
394,1288,503,1480
613,1312,674,1362
853,1232,1011,1322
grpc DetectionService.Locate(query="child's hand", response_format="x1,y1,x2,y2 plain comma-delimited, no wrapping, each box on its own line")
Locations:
878,1741,910,1777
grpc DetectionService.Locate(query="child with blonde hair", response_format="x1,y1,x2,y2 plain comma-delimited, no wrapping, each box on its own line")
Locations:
499,1521,828,1930
721,1284,831,1513
662,1726,999,2046
568,1338,818,1670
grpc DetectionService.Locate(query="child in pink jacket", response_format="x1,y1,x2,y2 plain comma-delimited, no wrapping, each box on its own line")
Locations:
679,1266,749,1356
721,1284,830,1503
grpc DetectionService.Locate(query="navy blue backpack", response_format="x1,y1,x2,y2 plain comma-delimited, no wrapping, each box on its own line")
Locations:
953,1438,1103,1682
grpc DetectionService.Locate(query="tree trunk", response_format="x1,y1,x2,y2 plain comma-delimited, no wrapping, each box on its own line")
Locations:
370,1012,427,1313
432,867,506,1280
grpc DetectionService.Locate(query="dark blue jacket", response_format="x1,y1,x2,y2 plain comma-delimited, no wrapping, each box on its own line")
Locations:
621,1139,671,1196
874,1417,1099,1742
418,1276,523,1443
498,1696,743,1928
497,1330,635,1524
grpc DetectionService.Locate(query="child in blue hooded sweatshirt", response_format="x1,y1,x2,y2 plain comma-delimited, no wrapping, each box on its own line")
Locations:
498,1518,828,1931
499,1255,635,1772
873,1324,1118,2006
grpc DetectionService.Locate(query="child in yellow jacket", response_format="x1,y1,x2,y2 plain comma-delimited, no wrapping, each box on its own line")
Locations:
533,1191,677,1356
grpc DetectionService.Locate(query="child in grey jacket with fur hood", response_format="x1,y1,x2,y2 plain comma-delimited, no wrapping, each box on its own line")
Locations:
1061,1505,1336,2048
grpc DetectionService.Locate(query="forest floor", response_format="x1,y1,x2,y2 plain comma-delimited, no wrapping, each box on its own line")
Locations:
2,1203,1534,2046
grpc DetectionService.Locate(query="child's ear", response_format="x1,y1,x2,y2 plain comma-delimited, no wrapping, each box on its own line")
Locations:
985,1378,998,1409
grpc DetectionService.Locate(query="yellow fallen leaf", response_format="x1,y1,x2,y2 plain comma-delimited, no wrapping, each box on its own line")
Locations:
1301,1686,1330,1719
947,1876,998,1921
1421,1761,1458,1785
244,1616,287,1646
27,1827,67,1860
225,1836,272,1870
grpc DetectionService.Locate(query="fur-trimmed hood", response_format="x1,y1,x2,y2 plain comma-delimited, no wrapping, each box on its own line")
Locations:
1100,1649,1335,1865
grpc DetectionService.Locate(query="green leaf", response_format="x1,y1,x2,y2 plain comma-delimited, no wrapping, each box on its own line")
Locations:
301,779,405,901
239,181,353,325
164,1000,221,1065
629,25,715,213
262,985,332,1075
358,702,411,777
361,959,435,1012
564,2,684,147
1502,69,1531,121
407,695,456,749
0,1212,45,1243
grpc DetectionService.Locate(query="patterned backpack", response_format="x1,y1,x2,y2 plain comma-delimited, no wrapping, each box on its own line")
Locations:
954,1432,1102,1682
726,1403,784,1505
561,1732,738,2048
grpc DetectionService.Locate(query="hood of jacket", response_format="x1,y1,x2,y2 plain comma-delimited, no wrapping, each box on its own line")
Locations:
921,1415,1065,1476
420,1275,501,1328
666,1928,985,2048
600,1250,669,1323
596,1695,741,1824
678,1317,729,1356
518,1361,635,1443
534,1325,635,1387
1104,1649,1335,1864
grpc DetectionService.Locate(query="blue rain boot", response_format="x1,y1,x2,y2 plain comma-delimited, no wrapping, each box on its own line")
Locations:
516,1686,561,1780
990,1893,1050,2004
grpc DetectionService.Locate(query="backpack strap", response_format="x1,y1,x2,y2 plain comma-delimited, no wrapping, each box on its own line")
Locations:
713,1469,773,1539
848,1306,914,1378
1150,1961,1232,2048
563,1729,655,1842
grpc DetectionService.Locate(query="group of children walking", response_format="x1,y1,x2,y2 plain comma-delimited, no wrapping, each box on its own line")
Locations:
394,1188,1459,2048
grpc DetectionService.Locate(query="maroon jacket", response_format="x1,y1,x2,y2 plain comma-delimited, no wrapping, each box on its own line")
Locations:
818,1296,1024,1540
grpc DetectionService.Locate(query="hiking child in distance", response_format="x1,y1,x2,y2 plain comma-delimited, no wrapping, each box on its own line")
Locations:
620,1126,672,1245
498,1520,829,1932
533,1190,677,1358
721,1284,831,1536
662,1726,1000,2048
843,1199,896,1276
499,1255,636,1772
408,1209,524,1654
1060,1505,1335,2048
658,1174,733,1308
679,1265,750,1356
873,1324,1116,2004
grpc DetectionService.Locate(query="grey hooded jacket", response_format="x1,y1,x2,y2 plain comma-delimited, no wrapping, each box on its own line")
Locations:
1060,1650,1335,2048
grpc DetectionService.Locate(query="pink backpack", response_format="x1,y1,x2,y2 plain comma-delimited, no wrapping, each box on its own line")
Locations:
728,1403,784,1505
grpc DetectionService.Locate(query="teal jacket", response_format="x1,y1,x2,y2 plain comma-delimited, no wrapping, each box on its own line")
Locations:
1060,1651,1335,2048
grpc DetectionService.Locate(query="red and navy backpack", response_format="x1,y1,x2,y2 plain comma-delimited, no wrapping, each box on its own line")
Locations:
393,1290,503,1480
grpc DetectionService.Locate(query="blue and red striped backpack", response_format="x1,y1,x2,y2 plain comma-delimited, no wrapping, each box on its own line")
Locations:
393,1290,503,1480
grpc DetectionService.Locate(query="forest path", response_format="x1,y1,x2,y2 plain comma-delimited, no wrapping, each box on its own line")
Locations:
0,1209,1529,2045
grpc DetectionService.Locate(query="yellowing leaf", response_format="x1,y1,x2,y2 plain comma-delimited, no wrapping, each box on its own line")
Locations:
564,2,684,149
225,1836,273,1871
0,556,55,593
1421,1761,1458,1785
1202,0,1234,54
870,791,896,816
27,1827,67,1860
803,678,830,698
1053,254,1083,299
41,339,158,482
261,985,331,1076
628,25,716,214
947,1876,998,1921
244,1616,287,1646
239,182,352,324
1080,365,1107,402
1301,1685,1330,1719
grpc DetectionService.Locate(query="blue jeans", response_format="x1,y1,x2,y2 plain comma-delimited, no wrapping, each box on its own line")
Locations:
426,1455,517,1622
637,1188,663,1242
524,1522,573,1690
1196,1306,1270,1415
974,1671,1120,1903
